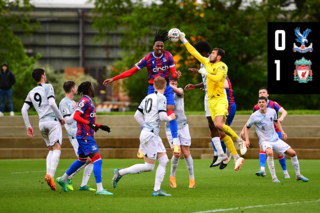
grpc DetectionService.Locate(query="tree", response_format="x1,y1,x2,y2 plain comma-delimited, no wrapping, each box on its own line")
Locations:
92,0,320,110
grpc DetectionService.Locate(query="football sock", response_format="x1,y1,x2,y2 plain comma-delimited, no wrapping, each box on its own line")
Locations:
211,138,218,156
267,157,277,179
222,124,239,141
66,158,87,177
233,154,240,161
119,162,155,175
46,151,53,175
154,155,169,191
222,135,238,156
169,119,178,141
259,151,266,168
68,162,86,180
212,137,224,156
260,167,266,172
97,183,103,192
184,155,194,180
170,156,179,177
278,155,287,171
61,173,69,183
221,141,227,153
81,163,93,187
49,150,61,178
291,156,301,176
92,154,102,184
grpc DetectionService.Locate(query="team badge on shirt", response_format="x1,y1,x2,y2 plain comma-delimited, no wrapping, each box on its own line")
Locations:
293,28,313,53
294,57,313,83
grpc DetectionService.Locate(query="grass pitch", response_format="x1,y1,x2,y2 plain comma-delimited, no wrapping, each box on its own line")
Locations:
1,159,319,213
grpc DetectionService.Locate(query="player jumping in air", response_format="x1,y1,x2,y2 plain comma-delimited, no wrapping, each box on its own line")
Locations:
240,87,289,178
21,68,65,191
185,41,238,170
103,30,182,154
166,78,195,188
56,81,112,195
245,97,308,183
179,34,246,171
112,77,174,196
59,81,95,191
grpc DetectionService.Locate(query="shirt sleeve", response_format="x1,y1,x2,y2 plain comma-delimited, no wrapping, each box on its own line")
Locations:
135,56,147,70
273,101,283,112
246,114,255,128
59,101,71,118
168,53,175,69
253,105,259,113
76,98,89,114
185,42,209,65
205,64,227,83
137,98,145,114
24,93,32,107
45,84,55,99
157,95,167,113
273,109,278,122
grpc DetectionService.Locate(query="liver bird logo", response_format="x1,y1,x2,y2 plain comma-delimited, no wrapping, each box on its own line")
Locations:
301,71,307,79
295,28,311,46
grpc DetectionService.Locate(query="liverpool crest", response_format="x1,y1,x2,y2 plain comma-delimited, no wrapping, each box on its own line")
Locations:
293,28,313,53
294,57,312,83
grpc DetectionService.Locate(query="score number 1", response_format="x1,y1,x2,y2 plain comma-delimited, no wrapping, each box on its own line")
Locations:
274,30,285,81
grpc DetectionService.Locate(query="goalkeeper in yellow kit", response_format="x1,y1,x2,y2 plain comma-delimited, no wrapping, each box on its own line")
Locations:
179,33,247,171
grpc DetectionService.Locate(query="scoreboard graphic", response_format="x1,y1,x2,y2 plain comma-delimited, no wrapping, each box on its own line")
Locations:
268,22,320,94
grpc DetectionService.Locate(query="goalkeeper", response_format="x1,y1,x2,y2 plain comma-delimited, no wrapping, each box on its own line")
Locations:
179,33,246,171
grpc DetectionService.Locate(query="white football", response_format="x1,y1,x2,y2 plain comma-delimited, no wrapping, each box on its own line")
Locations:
168,28,181,42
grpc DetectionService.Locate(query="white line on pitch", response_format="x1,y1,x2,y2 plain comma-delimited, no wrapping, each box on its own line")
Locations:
193,199,320,213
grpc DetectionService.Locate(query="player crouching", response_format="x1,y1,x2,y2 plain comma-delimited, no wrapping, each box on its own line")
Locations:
165,78,195,188
112,76,175,196
56,81,113,195
245,97,308,183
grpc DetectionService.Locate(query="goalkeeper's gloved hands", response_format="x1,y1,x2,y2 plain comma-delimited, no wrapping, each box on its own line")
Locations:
198,67,208,76
100,125,111,133
88,122,99,132
179,32,188,44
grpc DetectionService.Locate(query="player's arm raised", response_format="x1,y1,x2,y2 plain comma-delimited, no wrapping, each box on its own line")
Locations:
170,85,183,96
103,66,140,86
199,66,226,83
179,33,208,65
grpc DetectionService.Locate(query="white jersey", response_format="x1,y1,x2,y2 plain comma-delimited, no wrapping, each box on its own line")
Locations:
165,88,187,131
59,97,77,141
138,92,167,136
200,58,209,94
24,83,57,122
247,108,279,145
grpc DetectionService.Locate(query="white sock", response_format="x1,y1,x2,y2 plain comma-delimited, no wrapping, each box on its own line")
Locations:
68,163,86,180
291,156,301,176
283,170,289,175
97,182,103,192
267,157,277,179
61,173,69,183
46,151,53,175
81,163,93,187
170,156,179,177
154,155,169,191
173,138,179,146
233,153,240,161
212,137,224,156
49,150,61,178
261,167,265,172
214,152,218,156
119,162,154,176
184,155,194,180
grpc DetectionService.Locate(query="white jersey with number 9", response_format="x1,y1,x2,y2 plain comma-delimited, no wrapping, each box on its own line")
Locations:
24,83,56,122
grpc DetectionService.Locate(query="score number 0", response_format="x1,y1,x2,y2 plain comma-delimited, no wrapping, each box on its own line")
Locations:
275,30,285,81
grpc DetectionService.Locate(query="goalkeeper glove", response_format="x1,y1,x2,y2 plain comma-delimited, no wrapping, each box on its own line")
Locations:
88,122,99,132
198,67,208,76
179,32,188,44
100,125,111,133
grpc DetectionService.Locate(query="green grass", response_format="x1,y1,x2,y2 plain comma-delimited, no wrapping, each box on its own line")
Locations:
0,159,319,213
3,110,320,116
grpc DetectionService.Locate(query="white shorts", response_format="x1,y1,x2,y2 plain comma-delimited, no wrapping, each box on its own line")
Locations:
39,120,62,147
204,95,211,117
70,138,79,156
166,124,191,148
260,139,291,156
140,130,166,160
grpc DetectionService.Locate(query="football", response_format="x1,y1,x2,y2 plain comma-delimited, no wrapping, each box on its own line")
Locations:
168,28,180,42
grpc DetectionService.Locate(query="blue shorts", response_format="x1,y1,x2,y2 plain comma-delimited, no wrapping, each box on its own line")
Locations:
226,103,236,126
277,131,282,140
76,136,99,156
148,84,175,106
